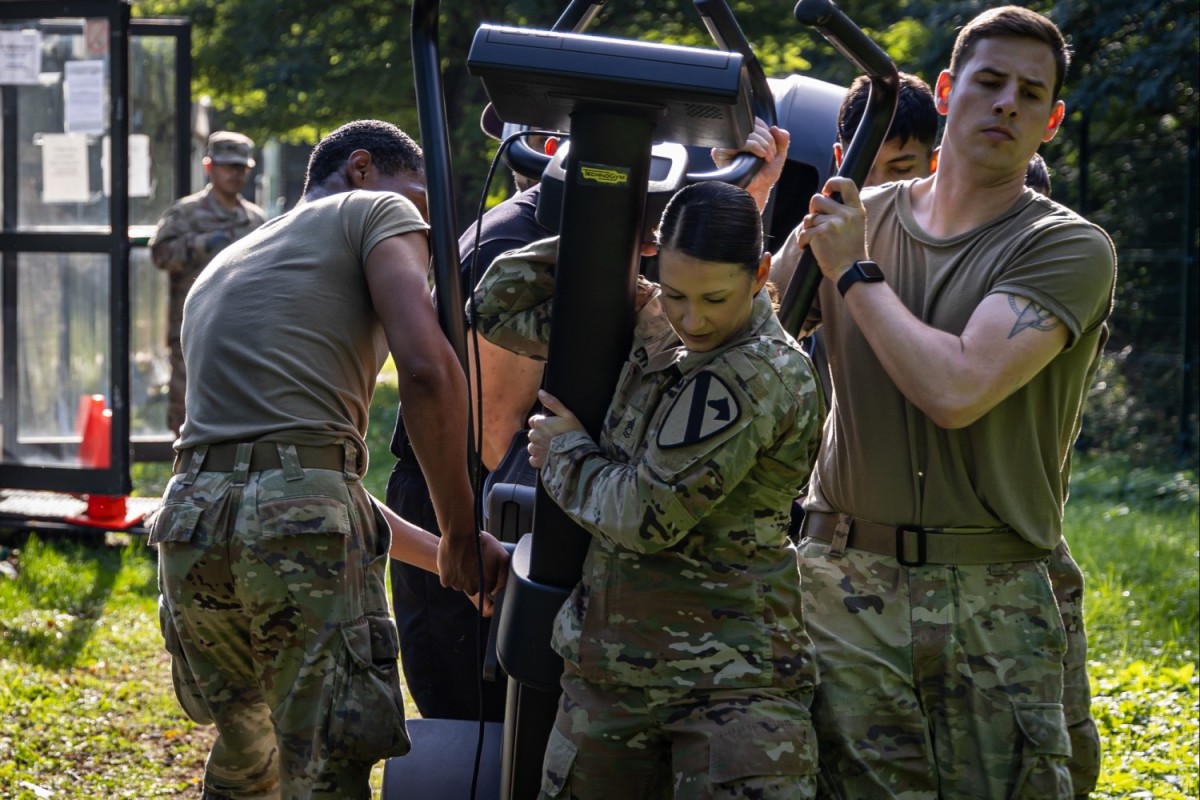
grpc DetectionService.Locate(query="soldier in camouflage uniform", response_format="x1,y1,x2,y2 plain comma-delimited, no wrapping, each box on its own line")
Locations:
151,121,506,800
150,131,267,434
473,182,824,799
786,8,1116,798
772,69,1102,797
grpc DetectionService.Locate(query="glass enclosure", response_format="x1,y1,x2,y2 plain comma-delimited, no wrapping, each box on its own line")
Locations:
0,2,187,494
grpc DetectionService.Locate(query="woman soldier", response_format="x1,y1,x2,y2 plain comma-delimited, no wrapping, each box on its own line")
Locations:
471,181,824,799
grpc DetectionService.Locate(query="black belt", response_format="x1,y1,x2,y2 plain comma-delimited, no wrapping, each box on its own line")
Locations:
173,443,351,475
802,509,1051,566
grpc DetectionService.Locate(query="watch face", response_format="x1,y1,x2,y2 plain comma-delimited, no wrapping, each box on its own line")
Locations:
837,260,885,297
858,260,884,280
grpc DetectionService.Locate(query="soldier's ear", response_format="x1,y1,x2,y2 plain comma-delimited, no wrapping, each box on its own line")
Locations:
934,70,953,116
347,150,372,186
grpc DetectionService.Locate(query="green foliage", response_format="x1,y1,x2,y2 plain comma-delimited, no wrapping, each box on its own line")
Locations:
1065,454,1198,663
0,534,207,798
364,379,400,500
1078,347,1196,468
1089,660,1199,799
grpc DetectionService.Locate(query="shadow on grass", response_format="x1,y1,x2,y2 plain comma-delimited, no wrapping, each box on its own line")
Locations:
0,529,157,669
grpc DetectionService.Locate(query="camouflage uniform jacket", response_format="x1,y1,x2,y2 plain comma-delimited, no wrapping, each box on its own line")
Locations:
472,237,823,691
150,186,267,337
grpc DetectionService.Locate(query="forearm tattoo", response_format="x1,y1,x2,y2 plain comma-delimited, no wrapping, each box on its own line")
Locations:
1007,295,1060,338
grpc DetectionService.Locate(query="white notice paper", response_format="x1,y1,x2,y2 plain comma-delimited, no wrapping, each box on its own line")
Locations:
128,134,151,197
100,134,152,197
64,60,106,134
0,30,41,85
42,134,91,204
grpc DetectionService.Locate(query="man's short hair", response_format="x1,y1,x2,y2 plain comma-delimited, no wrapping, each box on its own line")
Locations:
838,72,938,151
949,5,1071,100
303,120,424,193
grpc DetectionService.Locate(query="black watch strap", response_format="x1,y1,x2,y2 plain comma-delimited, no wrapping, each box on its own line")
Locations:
837,260,885,297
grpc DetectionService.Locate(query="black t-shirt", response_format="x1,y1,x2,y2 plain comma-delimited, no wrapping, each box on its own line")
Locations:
390,185,551,463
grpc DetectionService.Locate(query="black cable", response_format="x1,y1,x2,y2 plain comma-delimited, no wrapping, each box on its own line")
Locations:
466,129,560,800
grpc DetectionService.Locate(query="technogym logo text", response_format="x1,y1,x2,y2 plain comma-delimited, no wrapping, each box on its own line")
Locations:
578,163,629,186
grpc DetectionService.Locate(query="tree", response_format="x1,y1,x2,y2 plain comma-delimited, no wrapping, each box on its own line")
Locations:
134,0,1197,462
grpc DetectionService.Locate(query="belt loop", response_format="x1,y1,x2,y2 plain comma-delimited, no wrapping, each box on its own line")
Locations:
279,444,304,481
231,442,253,487
342,440,360,481
829,514,852,558
179,445,207,486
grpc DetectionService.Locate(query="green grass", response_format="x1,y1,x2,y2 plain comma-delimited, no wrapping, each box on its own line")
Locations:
3,438,1196,797
0,535,209,798
1061,454,1199,799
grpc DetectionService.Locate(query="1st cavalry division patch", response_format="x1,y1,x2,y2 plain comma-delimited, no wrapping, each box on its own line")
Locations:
657,371,741,449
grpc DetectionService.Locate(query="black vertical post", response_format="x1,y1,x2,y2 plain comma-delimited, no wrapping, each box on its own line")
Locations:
501,107,653,800
110,0,132,493
1,86,16,460
530,109,650,582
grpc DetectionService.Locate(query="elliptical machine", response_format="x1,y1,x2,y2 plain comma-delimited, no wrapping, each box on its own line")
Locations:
390,2,898,798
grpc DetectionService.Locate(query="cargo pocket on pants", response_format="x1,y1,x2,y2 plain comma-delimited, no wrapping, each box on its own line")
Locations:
158,596,213,724
1012,702,1072,799
326,613,411,762
709,720,816,796
150,500,214,725
539,727,578,799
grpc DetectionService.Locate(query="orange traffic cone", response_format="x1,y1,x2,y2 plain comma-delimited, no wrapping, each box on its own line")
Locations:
75,394,128,522
77,394,111,469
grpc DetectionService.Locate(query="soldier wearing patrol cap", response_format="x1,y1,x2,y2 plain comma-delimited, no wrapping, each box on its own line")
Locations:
472,181,824,799
150,130,266,434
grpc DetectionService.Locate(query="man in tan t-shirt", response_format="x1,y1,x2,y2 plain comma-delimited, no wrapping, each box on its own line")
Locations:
789,7,1116,798
151,120,507,800
774,69,1102,797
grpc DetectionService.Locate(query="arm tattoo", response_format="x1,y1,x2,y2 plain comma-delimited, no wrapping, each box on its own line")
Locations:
1007,295,1061,338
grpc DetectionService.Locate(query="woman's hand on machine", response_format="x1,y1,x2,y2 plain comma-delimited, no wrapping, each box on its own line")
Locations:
527,390,585,469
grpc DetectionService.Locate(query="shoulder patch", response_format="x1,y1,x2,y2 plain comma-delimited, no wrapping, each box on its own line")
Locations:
656,371,741,449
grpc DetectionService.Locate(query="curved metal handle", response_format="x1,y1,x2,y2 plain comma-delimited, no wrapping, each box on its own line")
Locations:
501,132,554,181
777,0,899,336
686,0,777,187
412,0,468,370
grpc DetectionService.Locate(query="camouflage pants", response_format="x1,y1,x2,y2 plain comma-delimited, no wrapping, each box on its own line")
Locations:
1049,539,1100,798
539,666,817,799
797,540,1073,799
151,443,410,800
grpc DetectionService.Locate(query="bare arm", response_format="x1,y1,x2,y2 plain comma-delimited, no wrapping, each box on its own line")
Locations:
840,285,1067,427
711,118,790,213
797,177,1068,428
468,334,544,471
379,500,510,616
381,500,439,573
365,231,493,595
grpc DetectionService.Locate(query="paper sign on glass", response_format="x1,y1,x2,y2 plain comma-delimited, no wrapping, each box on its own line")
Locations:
100,134,152,197
65,60,106,135
0,30,41,85
42,133,91,204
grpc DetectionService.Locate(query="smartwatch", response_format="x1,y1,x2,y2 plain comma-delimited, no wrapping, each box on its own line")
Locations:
836,260,885,297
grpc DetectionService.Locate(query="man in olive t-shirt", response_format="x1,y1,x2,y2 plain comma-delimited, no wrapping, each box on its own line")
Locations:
152,120,502,800
790,8,1116,798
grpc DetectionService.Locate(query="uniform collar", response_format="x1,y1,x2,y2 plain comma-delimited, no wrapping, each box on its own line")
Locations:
657,289,778,375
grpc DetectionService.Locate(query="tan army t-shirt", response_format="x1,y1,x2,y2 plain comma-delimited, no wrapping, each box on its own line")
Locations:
177,190,428,457
801,183,1116,549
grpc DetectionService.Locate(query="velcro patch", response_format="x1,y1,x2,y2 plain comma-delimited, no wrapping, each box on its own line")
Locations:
656,371,741,449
